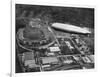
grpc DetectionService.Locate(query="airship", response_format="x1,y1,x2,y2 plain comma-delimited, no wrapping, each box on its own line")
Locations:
51,23,91,34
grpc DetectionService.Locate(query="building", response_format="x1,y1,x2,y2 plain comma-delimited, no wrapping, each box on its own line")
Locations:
41,57,58,64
